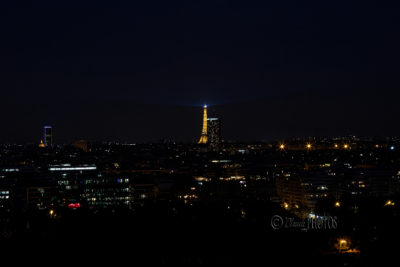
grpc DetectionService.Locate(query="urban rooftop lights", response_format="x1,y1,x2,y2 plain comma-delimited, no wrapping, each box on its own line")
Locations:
385,200,395,207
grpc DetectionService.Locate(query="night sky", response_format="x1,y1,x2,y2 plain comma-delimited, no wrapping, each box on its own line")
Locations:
1,1,400,143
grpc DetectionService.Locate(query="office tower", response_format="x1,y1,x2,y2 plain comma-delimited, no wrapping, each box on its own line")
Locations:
44,126,53,147
198,105,208,144
207,118,222,149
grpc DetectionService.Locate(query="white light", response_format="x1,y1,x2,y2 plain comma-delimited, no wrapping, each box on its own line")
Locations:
390,146,395,150
2,168,20,172
49,166,97,171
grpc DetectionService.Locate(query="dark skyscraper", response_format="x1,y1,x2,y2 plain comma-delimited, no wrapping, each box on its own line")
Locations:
44,126,53,147
207,118,221,150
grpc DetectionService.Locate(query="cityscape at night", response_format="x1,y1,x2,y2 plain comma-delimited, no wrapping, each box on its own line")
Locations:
1,108,400,265
2,1,400,265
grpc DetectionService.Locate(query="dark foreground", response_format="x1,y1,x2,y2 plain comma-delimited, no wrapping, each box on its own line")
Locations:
1,197,399,266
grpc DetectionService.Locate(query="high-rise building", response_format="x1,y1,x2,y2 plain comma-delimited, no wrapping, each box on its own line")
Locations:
44,126,53,147
198,105,208,144
207,118,222,149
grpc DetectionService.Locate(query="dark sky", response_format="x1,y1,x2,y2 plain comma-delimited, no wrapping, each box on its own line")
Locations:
1,0,400,143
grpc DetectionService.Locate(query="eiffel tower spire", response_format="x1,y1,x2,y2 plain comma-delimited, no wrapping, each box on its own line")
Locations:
198,105,208,144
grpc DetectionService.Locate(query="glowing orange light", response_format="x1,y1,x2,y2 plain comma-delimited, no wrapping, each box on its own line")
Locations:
337,238,351,253
39,140,45,148
385,200,395,207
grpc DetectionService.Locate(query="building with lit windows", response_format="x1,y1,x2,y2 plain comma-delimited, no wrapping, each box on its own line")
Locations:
207,118,222,150
50,164,134,209
44,126,53,147
0,190,11,209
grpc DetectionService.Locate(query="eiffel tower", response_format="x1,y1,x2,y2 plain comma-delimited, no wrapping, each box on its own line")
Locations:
198,105,208,144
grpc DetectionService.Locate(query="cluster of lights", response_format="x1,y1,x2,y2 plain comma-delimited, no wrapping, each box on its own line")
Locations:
2,168,20,172
337,238,360,254
68,203,81,208
178,194,198,200
375,144,395,150
385,200,395,207
218,176,246,181
49,166,97,171
194,177,211,182
333,144,349,149
275,143,363,150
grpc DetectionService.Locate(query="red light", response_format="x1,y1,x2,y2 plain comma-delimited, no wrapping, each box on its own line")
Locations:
68,203,81,208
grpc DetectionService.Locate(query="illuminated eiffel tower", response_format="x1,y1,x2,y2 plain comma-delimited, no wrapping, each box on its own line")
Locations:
198,105,208,144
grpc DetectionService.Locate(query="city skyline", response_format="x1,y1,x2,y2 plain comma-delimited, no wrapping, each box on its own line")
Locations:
1,127,399,265
3,102,400,146
1,95,400,144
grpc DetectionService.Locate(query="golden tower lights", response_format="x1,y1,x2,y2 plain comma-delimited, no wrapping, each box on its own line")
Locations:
198,105,208,144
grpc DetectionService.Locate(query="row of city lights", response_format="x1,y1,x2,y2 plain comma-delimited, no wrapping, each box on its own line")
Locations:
278,143,395,150
282,200,395,210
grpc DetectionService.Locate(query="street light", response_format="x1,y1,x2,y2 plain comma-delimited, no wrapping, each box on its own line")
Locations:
385,200,395,207
338,238,350,253
49,209,55,218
